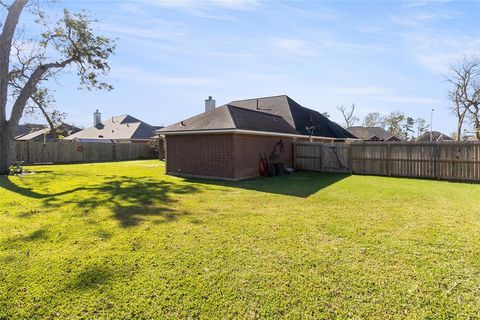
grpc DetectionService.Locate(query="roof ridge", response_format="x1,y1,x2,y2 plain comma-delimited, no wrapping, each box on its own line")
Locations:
226,104,286,118
225,105,239,128
229,94,288,103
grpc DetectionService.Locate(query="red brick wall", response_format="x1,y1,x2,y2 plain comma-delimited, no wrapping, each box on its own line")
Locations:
165,134,235,179
233,134,293,179
165,133,294,180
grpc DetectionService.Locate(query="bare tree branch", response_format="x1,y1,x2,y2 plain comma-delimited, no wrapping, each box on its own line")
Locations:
337,103,358,128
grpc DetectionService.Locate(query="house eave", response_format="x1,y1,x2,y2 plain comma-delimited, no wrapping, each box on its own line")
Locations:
156,128,346,140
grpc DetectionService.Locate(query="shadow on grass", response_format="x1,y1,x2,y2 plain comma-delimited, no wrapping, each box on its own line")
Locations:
72,265,113,290
1,175,199,228
185,171,349,198
5,227,49,244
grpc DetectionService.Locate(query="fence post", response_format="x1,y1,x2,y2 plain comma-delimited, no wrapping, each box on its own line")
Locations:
387,143,391,176
27,141,31,165
321,144,325,172
348,143,353,173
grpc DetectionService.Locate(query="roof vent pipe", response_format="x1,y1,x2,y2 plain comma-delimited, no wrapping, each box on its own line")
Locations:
205,96,216,112
94,109,101,126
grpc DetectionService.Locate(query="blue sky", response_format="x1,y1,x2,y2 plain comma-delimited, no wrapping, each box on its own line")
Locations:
19,0,480,134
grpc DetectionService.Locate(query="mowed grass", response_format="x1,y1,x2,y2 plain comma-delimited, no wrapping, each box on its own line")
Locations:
1,160,480,319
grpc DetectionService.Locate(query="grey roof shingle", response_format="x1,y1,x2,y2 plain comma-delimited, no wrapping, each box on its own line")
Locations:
158,105,298,135
65,115,157,141
228,95,355,139
16,123,81,141
417,131,453,142
159,95,356,139
347,126,403,141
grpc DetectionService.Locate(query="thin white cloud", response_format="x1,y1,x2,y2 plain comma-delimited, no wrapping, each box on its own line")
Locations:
402,0,453,8
274,3,338,21
271,38,307,53
390,11,460,27
112,66,221,87
375,95,439,104
102,21,187,40
325,86,438,105
147,0,259,10
329,86,390,96
270,34,388,58
141,0,259,19
401,32,480,73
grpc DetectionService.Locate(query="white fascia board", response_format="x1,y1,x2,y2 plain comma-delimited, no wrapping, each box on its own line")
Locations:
156,129,337,140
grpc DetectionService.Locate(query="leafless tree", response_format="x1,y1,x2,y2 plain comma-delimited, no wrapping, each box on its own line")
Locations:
383,111,405,137
0,0,115,174
415,118,428,138
337,103,358,128
362,112,384,128
446,56,480,141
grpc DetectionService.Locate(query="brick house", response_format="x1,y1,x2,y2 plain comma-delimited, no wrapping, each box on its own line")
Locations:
157,95,357,180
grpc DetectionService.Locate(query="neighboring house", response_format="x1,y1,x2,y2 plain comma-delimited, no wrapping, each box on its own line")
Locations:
157,95,357,180
16,123,81,142
347,126,403,142
65,111,161,143
14,123,47,138
417,131,453,142
462,135,478,142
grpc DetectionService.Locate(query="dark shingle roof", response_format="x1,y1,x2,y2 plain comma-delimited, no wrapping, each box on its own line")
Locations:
158,105,299,135
347,126,403,141
228,95,356,139
159,95,357,139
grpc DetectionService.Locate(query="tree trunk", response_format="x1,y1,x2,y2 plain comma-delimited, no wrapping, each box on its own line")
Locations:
38,104,58,141
474,115,480,140
0,123,13,175
456,118,463,141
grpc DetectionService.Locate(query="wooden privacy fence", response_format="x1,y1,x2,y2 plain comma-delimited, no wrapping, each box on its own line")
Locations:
294,142,350,172
351,142,480,181
294,141,480,182
13,141,156,165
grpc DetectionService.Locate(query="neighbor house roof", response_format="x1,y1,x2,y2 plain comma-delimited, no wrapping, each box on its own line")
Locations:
158,105,299,135
16,123,81,141
65,115,157,141
14,123,47,139
16,128,50,141
159,95,356,139
347,126,403,141
417,131,453,142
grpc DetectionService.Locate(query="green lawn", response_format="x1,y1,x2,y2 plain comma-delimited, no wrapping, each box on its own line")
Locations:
1,160,480,319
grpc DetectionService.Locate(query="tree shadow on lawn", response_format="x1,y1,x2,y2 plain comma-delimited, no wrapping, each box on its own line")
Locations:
185,171,349,198
1,175,199,228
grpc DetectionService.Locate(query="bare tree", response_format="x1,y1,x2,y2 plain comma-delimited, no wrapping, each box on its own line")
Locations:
446,56,480,141
383,111,405,137
415,118,428,138
469,82,480,139
336,103,358,128
0,0,115,174
362,112,384,128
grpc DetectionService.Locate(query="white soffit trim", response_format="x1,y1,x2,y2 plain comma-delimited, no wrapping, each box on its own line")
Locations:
157,129,339,140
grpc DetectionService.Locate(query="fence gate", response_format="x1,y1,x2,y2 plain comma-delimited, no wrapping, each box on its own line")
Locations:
294,142,349,172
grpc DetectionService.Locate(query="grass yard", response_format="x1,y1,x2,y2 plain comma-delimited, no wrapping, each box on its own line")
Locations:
1,160,480,319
